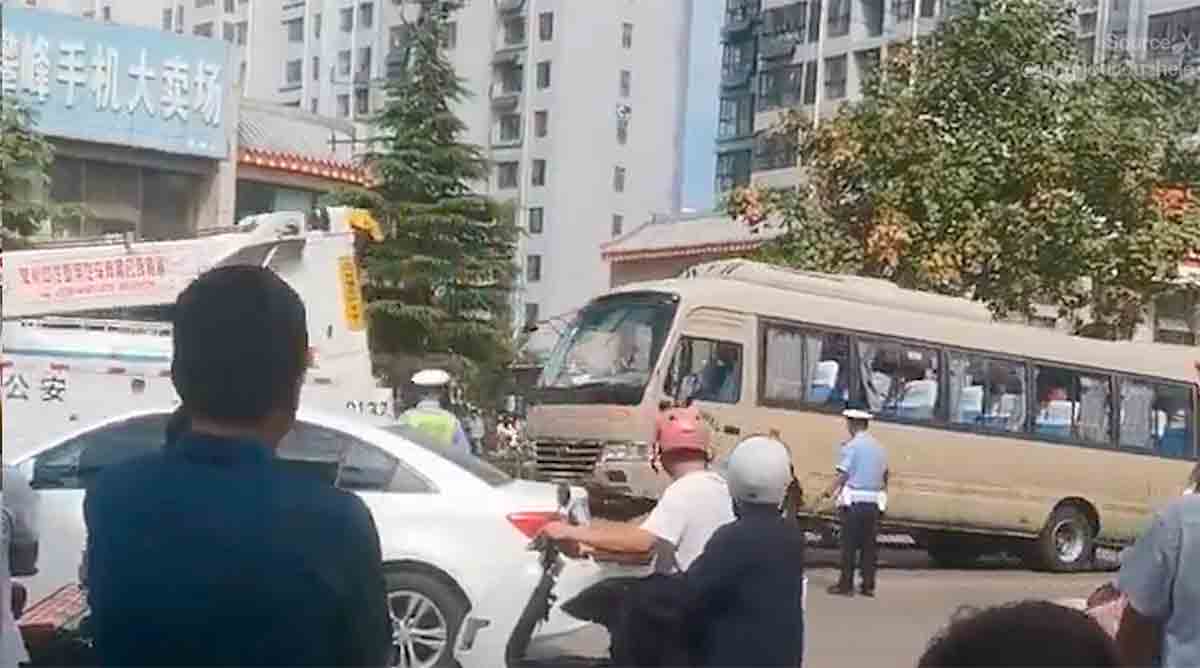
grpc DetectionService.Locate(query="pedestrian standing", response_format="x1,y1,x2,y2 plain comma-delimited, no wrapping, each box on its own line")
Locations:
397,369,473,456
1109,492,1200,667
84,266,391,667
2,465,39,668
821,406,888,598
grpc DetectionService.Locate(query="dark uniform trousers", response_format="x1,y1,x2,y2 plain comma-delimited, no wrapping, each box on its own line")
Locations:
838,502,881,592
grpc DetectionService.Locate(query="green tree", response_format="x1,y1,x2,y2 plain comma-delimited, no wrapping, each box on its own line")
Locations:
733,0,1200,339
0,99,66,240
329,0,520,401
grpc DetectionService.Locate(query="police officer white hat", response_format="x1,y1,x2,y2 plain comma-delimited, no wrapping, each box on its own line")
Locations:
726,436,793,506
412,369,451,387
842,408,873,421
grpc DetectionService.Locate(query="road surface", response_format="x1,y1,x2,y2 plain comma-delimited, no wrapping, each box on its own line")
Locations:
535,546,1114,666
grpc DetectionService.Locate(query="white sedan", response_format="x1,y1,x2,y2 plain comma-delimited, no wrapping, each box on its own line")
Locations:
5,407,641,668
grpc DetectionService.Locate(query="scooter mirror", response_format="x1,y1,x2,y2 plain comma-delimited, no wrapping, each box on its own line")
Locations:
556,482,571,510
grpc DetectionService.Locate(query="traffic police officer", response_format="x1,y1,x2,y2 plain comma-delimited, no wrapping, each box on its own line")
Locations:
398,369,472,456
821,405,889,597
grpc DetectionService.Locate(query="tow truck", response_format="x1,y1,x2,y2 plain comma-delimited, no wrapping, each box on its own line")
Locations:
2,207,393,460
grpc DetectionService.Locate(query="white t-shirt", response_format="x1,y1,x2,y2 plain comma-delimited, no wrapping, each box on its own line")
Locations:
640,470,735,574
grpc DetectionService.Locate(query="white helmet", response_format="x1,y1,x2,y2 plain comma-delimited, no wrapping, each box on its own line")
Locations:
725,436,793,506
412,369,451,387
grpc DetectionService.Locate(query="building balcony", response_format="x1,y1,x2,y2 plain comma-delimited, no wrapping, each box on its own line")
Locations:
723,4,761,40
490,84,523,110
721,66,755,90
498,0,526,13
759,34,798,60
493,47,525,65
715,132,755,150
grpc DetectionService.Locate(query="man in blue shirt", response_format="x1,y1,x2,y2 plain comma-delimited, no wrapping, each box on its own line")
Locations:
1112,493,1200,667
84,266,391,667
821,406,888,598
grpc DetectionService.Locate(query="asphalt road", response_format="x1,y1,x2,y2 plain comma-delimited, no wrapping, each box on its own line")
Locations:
536,546,1114,667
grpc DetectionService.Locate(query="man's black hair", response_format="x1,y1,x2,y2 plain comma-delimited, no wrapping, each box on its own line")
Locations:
171,266,308,425
918,600,1120,667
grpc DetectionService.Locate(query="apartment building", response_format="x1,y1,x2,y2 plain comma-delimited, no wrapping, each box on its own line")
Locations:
714,0,1200,197
8,0,162,26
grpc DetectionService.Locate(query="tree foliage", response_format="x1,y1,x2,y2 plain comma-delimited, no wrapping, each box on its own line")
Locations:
0,99,71,238
327,0,519,401
732,0,1200,339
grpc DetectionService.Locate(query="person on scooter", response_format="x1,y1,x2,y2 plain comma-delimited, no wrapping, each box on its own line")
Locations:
540,404,734,573
683,435,806,667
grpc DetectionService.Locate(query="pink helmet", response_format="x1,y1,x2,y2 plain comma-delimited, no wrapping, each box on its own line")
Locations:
655,405,710,455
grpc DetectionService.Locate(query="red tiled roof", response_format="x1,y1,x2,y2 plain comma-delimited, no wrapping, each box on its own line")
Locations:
238,147,369,185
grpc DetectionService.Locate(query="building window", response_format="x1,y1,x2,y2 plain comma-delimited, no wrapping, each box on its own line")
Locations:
285,59,302,86
239,60,246,83
824,54,848,100
196,0,213,7
504,15,526,45
532,159,547,186
176,4,184,32
337,94,350,117
497,162,519,189
525,303,540,327
715,150,751,193
612,214,624,237
163,8,173,30
527,255,543,282
536,61,551,89
534,110,549,137
617,115,629,144
721,40,755,80
358,46,372,78
718,96,753,139
803,60,818,104
855,48,881,89
314,13,322,38
101,5,112,21
338,50,352,76
340,7,353,32
1155,291,1198,345
529,207,544,234
893,0,915,21
539,11,554,40
441,21,458,49
286,17,303,42
613,166,626,193
355,89,369,114
757,65,804,111
359,2,374,29
754,131,798,171
500,65,524,93
224,0,234,11
861,0,884,35
222,21,235,42
499,113,522,142
236,21,248,44
194,22,214,37
622,22,634,48
312,56,320,80
828,0,851,36
920,0,937,17
619,69,632,97
310,97,319,114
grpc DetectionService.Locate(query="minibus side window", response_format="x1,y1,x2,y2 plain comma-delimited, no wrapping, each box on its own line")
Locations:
1118,380,1194,459
665,337,743,404
947,353,1027,433
1032,366,1111,445
856,338,941,421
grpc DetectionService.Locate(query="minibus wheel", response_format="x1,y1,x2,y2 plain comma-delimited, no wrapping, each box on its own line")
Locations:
1033,504,1096,572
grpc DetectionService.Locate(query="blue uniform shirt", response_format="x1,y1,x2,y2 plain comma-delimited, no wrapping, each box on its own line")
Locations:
84,432,392,667
1117,495,1200,668
837,431,888,492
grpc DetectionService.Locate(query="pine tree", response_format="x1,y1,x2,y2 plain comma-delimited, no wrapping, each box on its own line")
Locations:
335,0,520,396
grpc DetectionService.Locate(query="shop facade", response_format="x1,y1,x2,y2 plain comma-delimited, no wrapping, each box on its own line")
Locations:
3,6,236,240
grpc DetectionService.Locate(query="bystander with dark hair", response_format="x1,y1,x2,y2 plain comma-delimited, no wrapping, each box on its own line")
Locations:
918,600,1120,667
83,266,391,667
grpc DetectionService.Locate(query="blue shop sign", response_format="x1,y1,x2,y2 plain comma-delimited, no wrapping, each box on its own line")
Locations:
1,7,230,159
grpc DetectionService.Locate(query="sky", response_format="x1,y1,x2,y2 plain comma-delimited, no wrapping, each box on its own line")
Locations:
680,0,722,212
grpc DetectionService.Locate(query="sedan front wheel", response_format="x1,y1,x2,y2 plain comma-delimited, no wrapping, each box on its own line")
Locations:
387,570,468,668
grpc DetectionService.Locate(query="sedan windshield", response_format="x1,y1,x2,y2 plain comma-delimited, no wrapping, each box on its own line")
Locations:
537,292,679,405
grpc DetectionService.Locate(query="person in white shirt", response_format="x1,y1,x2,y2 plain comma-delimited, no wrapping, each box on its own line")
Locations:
541,404,734,572
3,465,39,668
